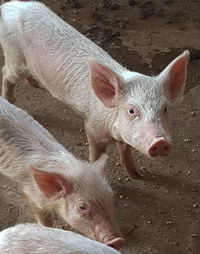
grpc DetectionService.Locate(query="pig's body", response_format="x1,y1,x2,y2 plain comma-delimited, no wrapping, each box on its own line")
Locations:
0,224,122,254
0,0,118,111
0,97,124,249
0,1,189,178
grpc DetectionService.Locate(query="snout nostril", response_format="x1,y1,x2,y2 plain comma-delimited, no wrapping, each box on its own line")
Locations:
164,146,168,150
152,147,157,151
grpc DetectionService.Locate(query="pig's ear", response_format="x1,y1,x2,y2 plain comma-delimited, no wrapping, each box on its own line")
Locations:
32,169,73,201
158,50,189,99
92,153,109,173
88,61,123,108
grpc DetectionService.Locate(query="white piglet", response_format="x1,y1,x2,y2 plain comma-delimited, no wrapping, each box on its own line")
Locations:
0,224,122,254
0,1,189,178
0,97,124,250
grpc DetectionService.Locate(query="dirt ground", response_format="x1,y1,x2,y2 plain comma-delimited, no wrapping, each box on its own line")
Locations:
0,0,200,253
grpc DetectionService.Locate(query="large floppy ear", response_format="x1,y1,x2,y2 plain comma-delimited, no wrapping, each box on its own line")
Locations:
32,169,73,201
158,50,189,99
92,153,109,174
88,61,123,108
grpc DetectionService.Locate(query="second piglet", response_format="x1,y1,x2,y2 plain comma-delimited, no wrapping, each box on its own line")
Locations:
0,97,124,250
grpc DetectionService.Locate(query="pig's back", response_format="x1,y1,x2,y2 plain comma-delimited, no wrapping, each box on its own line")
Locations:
0,223,121,254
0,97,64,156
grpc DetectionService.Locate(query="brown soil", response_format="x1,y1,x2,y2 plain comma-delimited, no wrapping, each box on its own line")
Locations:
0,1,200,254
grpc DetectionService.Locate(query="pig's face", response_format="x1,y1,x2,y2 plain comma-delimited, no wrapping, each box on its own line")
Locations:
89,50,189,158
63,185,124,249
116,73,171,157
32,153,124,250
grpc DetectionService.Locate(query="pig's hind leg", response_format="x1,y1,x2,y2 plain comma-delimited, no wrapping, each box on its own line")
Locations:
2,65,39,103
117,142,140,179
2,65,19,104
1,44,31,103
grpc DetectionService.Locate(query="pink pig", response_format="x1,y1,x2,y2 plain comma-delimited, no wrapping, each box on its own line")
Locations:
0,97,124,250
0,1,189,178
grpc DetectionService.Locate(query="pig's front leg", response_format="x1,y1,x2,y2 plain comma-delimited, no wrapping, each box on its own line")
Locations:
33,209,53,227
22,189,53,227
85,124,107,163
117,141,140,179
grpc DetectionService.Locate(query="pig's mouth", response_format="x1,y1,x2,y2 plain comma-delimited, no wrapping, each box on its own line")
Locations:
101,233,125,250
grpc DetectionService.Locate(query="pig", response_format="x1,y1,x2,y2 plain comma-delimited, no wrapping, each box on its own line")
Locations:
0,1,189,178
0,223,123,254
0,97,124,250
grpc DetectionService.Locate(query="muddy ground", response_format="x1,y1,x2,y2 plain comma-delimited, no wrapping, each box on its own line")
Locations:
0,0,200,253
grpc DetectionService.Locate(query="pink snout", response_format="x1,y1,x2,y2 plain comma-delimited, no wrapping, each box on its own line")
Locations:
104,233,125,250
148,138,171,157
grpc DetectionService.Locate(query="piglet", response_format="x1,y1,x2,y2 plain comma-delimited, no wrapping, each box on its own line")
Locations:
0,97,124,250
0,223,122,254
0,1,189,178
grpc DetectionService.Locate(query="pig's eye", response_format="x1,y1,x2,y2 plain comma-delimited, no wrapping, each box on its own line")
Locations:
78,202,87,211
128,108,134,115
164,107,167,114
127,105,138,118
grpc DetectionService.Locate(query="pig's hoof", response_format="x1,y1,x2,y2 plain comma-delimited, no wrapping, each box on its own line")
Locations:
27,77,40,88
8,97,16,104
124,167,141,179
129,170,141,179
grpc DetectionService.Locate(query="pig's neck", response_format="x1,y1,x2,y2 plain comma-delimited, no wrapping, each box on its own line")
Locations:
61,44,128,115
85,65,131,143
86,105,122,143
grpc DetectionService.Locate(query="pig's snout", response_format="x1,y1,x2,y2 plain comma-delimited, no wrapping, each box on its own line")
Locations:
106,237,125,250
148,138,171,157
105,234,125,250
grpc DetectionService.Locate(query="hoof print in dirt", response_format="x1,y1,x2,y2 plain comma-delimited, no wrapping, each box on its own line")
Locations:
128,0,137,6
101,0,119,10
66,0,80,9
165,0,174,5
140,1,154,19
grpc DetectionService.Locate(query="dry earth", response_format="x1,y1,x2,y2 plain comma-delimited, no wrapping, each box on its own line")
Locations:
0,0,200,254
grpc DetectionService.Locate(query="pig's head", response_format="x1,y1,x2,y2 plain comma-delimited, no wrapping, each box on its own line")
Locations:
31,152,124,250
88,50,189,158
